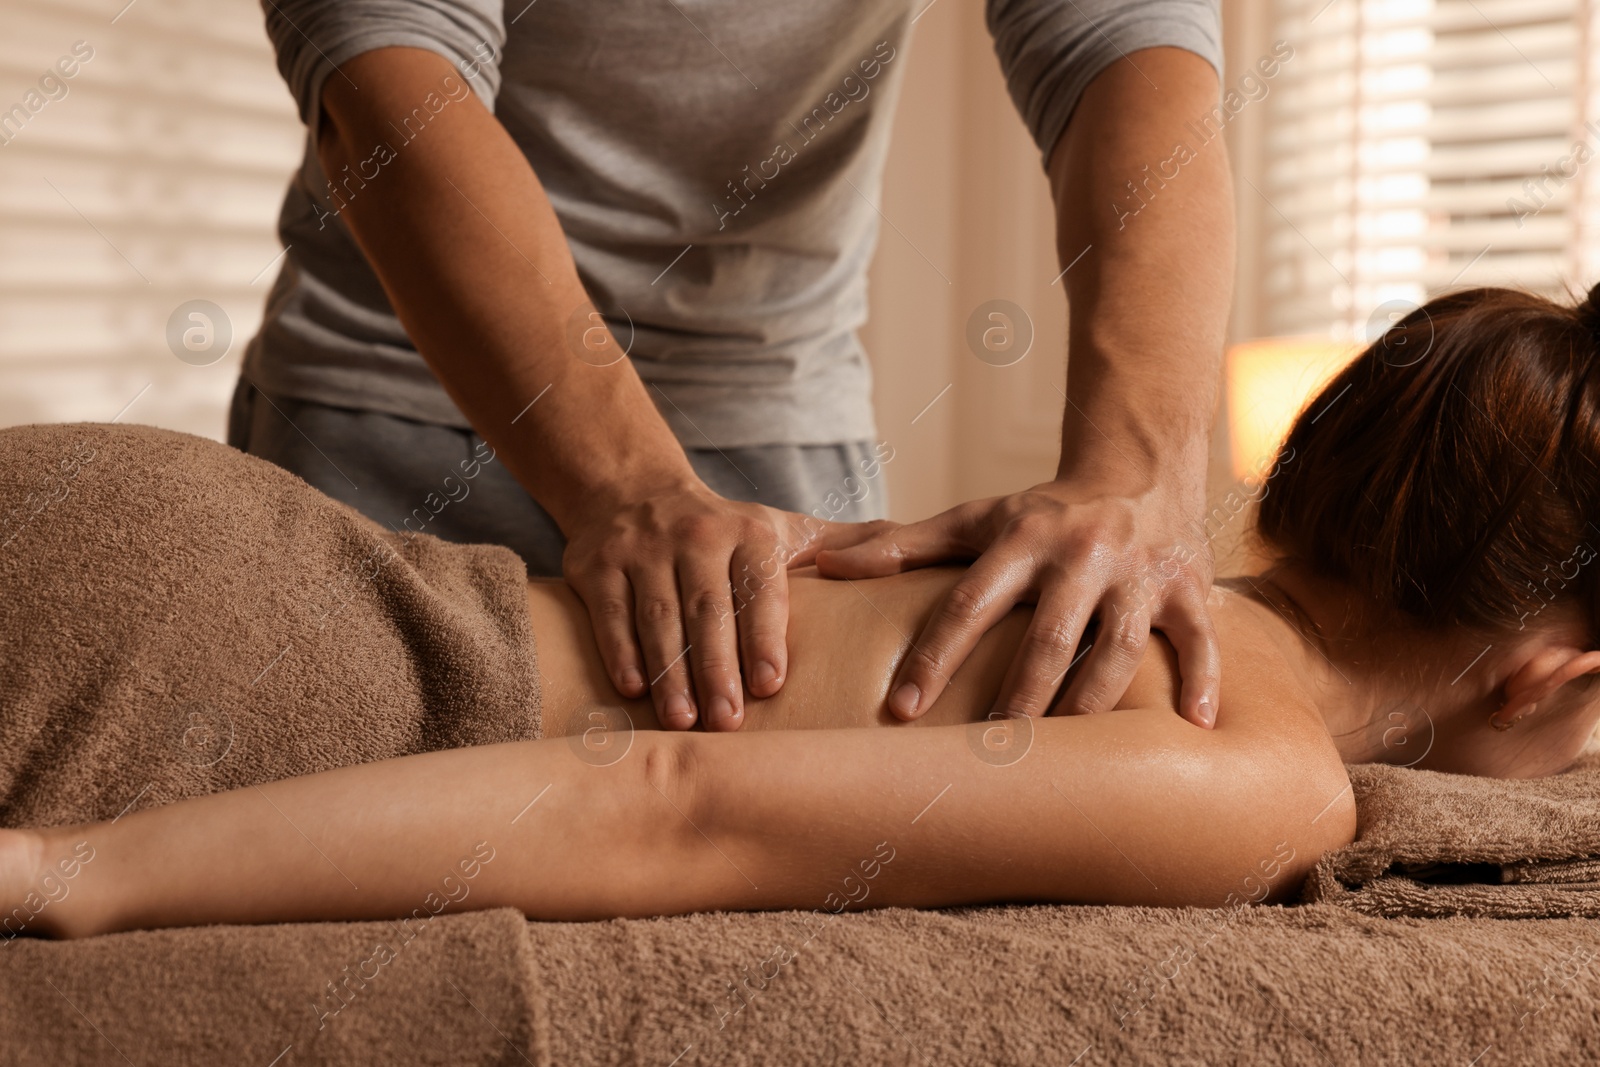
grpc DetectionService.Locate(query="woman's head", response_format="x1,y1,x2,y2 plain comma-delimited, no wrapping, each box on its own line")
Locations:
1256,285,1600,774
1260,285,1600,635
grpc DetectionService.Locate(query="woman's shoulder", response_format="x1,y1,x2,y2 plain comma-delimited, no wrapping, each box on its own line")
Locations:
1115,580,1320,724
1110,580,1357,861
1217,580,1358,852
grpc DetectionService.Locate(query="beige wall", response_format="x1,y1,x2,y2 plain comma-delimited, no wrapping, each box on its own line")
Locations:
861,0,1065,524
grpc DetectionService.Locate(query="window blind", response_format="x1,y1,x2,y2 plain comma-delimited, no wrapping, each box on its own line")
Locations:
1261,0,1588,339
0,0,302,437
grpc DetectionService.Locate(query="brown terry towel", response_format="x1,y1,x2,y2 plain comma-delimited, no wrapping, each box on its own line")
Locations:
0,910,541,1067
525,903,1600,1067
1303,753,1600,918
0,422,541,830
6,903,1599,1066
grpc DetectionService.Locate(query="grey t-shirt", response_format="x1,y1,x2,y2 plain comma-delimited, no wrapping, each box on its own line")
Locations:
251,0,1222,448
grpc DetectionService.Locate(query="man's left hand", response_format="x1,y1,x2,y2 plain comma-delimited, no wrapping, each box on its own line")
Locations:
814,479,1220,728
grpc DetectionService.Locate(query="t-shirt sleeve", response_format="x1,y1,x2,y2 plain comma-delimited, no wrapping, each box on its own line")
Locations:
986,0,1223,164
260,0,507,142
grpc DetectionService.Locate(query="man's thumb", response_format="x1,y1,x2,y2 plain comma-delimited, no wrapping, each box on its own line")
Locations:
782,518,898,569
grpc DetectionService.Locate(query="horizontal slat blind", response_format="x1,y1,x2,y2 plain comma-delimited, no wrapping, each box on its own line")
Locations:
0,0,301,437
1263,0,1587,339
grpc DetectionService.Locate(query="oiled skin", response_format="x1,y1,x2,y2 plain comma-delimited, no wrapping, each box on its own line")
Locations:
4,568,1356,939
534,566,1188,737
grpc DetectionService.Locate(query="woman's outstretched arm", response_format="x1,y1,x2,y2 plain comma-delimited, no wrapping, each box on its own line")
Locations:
12,703,1355,938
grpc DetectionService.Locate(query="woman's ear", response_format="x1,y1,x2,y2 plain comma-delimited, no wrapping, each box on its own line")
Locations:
1492,646,1600,729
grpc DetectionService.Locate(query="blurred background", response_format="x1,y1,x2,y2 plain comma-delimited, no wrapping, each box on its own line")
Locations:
1,0,1590,569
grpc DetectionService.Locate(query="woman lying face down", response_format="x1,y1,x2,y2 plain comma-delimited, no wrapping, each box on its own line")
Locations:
5,285,1600,937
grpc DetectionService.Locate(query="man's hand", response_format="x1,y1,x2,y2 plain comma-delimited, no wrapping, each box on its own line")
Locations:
815,480,1220,727
563,482,883,732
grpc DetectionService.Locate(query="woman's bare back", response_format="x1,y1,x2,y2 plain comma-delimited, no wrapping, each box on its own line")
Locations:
530,567,1322,743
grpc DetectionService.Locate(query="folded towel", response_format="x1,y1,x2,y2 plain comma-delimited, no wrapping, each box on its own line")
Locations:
0,909,539,1065
1302,753,1600,918
1501,857,1600,886
0,422,541,830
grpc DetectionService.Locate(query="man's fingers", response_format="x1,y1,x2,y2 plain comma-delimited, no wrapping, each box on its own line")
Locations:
1057,593,1149,718
569,567,647,698
678,552,744,732
813,505,986,579
782,517,898,568
730,539,789,698
630,566,697,730
987,589,1095,718
889,558,1024,719
1154,584,1222,728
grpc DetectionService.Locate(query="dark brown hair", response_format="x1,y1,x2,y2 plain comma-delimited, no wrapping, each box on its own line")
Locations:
1257,286,1600,636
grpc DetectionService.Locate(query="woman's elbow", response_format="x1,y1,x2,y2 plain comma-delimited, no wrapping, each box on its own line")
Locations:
1194,757,1356,909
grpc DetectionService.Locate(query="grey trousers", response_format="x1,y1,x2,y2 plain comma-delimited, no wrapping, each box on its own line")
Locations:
226,378,888,577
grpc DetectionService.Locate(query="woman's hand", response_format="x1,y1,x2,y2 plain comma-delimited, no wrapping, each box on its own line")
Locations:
562,481,885,732
814,479,1221,728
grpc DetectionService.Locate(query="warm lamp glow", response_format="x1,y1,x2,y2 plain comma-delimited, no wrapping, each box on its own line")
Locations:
1225,337,1361,480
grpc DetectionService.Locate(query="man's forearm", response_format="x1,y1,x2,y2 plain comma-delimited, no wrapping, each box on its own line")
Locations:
317,48,696,528
1049,47,1234,500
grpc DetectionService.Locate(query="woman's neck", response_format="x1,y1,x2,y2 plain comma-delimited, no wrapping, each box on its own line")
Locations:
1233,564,1498,771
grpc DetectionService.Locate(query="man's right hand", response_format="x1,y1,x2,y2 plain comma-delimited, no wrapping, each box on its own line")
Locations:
562,482,887,732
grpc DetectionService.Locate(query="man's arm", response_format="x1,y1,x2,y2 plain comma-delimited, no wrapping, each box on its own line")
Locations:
316,48,870,730
818,46,1233,727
